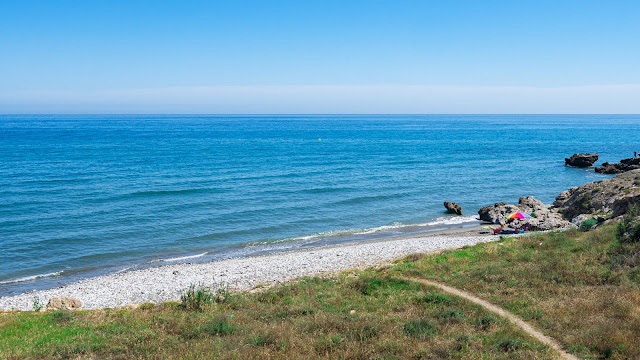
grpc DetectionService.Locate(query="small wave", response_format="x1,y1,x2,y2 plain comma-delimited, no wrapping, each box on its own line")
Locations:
0,271,63,285
120,188,221,200
248,215,481,247
423,215,480,226
152,252,209,263
332,193,408,206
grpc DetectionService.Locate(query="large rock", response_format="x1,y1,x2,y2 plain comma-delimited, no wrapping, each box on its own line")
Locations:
444,201,462,215
478,196,568,230
46,296,82,310
595,157,640,174
565,153,599,168
554,169,640,221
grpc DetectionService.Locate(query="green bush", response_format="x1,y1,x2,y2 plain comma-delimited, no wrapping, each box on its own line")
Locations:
139,302,155,310
580,218,598,231
403,319,437,338
180,284,214,311
32,296,44,312
51,309,73,324
496,337,524,352
201,317,236,336
616,206,640,243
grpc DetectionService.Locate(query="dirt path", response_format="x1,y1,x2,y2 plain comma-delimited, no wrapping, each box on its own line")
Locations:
404,277,580,360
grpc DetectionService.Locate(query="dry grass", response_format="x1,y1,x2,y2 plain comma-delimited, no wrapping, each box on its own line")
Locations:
0,273,558,359
393,224,640,359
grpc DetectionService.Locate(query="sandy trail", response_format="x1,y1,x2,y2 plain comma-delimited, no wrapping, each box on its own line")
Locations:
405,277,579,360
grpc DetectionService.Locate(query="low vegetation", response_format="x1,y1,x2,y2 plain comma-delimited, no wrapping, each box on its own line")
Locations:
1,222,638,359
393,222,640,359
1,277,554,358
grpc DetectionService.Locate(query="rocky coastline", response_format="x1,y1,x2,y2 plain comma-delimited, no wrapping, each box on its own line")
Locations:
478,168,640,231
3,163,640,312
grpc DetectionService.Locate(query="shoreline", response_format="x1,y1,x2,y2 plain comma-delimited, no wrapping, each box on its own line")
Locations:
0,225,496,311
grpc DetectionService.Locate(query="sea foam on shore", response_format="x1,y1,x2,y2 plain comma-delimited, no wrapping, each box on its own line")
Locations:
0,230,494,311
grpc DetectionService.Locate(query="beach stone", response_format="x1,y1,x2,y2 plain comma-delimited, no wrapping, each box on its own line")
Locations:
46,296,82,310
565,153,599,168
444,201,462,215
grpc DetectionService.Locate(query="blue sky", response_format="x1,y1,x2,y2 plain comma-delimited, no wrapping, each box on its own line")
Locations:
1,0,639,113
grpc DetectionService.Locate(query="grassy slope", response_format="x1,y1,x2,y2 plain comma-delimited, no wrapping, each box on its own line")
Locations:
1,224,638,359
1,277,555,359
392,224,640,359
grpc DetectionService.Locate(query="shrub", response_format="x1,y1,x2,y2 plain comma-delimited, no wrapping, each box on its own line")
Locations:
139,302,155,310
180,284,214,311
213,283,232,304
616,207,640,243
248,333,277,347
403,319,437,338
437,308,465,323
495,337,524,352
580,218,598,231
51,309,73,324
162,301,182,309
201,317,236,336
32,296,44,312
477,315,498,330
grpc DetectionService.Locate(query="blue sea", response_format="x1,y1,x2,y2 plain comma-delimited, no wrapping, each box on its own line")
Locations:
1,114,637,296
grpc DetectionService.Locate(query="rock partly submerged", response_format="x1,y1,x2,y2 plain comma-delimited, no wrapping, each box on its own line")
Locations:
444,201,462,215
595,157,640,174
565,153,599,168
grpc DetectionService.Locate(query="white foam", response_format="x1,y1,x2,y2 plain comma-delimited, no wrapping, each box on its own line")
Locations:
250,215,481,246
0,271,63,285
155,252,208,263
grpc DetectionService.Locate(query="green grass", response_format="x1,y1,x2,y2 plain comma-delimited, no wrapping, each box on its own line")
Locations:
0,272,556,359
2,223,637,359
393,223,640,359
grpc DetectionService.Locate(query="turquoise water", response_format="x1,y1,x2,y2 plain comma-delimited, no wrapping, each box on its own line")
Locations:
0,114,637,295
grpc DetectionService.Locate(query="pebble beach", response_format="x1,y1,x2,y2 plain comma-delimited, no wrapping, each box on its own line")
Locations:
0,228,494,311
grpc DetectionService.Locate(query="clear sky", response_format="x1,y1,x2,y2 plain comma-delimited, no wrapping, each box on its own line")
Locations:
1,0,639,113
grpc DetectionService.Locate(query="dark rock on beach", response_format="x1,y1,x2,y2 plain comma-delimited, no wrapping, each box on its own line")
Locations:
478,196,568,230
565,153,599,168
554,169,640,222
595,157,640,174
444,201,462,215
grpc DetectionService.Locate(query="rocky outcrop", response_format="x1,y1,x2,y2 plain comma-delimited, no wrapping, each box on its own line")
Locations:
444,201,462,215
554,169,640,222
478,196,568,230
46,296,82,310
595,157,640,174
565,153,599,168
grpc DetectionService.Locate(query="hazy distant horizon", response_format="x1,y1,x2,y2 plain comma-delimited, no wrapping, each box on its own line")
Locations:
1,1,638,113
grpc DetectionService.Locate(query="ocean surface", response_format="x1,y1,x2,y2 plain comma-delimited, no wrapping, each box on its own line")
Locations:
1,114,638,296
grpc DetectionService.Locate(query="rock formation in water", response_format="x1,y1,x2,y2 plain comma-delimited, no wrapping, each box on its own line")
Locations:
565,153,599,168
595,157,640,174
444,201,462,215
